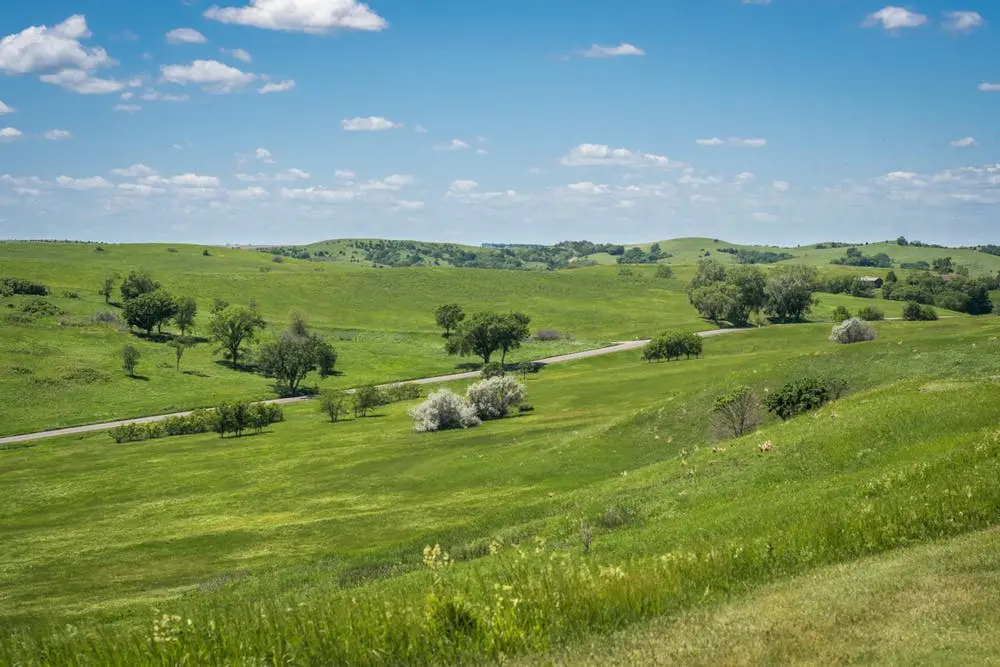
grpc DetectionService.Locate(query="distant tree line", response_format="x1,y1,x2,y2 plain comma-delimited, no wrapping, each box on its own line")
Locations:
881,270,993,315
687,259,818,325
717,248,794,264
617,243,671,265
830,247,894,268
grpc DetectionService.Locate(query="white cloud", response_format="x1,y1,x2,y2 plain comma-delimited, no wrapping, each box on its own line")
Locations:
393,199,425,210
943,11,983,32
161,173,220,188
281,186,356,202
258,79,295,94
235,168,310,182
334,169,355,179
567,181,610,194
951,136,978,148
581,43,645,58
341,116,401,131
142,90,191,102
0,15,112,75
255,148,274,162
160,59,256,93
359,174,415,191
40,69,139,95
696,137,766,147
863,6,928,30
559,143,673,168
0,127,22,141
56,175,112,190
735,172,755,183
204,0,388,34
117,183,166,196
435,138,470,151
229,186,268,199
414,124,428,134
111,164,158,178
772,180,790,192
979,83,1000,92
0,100,12,114
113,104,142,112
120,91,133,101
448,180,479,193
166,28,208,44
222,48,252,62
44,129,71,141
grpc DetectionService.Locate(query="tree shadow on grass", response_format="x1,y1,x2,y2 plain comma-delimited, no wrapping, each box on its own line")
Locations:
454,362,483,371
182,370,210,378
127,374,150,381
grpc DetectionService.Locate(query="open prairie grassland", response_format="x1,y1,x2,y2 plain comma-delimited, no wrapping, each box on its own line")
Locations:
3,240,1000,665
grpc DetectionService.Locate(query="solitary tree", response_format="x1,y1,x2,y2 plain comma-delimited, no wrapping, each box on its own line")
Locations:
435,303,465,337
120,270,160,302
100,272,120,304
319,390,349,423
353,385,383,418
122,344,140,377
764,265,818,322
256,330,337,395
496,312,531,365
710,386,761,439
445,310,532,365
174,296,197,335
123,290,177,335
167,338,193,371
208,305,265,368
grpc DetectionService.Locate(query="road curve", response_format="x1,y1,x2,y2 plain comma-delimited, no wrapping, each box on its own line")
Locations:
0,328,747,446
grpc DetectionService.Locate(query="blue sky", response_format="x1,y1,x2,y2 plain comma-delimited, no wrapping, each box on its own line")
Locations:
0,0,998,246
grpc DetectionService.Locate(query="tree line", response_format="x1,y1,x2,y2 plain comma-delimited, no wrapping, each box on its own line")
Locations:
687,259,819,326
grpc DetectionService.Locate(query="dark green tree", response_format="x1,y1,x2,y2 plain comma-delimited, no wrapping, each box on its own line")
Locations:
122,344,140,377
120,270,160,302
208,305,265,368
123,290,177,335
100,272,120,304
174,296,197,335
435,303,466,337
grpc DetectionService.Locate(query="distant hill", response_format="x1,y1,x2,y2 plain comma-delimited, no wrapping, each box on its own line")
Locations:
241,236,1000,276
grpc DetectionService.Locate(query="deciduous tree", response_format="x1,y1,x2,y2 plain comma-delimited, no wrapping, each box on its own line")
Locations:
208,305,265,368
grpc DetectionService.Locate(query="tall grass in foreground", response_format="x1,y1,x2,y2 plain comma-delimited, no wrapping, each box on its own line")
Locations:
4,405,1000,665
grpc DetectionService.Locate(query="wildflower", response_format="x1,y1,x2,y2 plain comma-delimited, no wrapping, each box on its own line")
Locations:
759,440,773,452
599,565,627,580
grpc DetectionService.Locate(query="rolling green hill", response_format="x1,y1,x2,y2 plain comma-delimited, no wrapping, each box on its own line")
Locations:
3,317,1000,665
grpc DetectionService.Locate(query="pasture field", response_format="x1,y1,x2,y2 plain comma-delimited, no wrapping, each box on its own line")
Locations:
3,316,1000,665
0,241,934,436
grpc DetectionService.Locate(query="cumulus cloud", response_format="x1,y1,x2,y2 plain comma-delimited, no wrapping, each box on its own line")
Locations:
160,59,256,93
113,104,142,112
863,6,928,30
341,116,401,131
772,180,790,192
448,179,479,193
235,168,311,182
434,138,470,151
0,100,13,114
258,79,295,94
951,136,978,148
229,186,268,199
111,164,158,178
979,83,1000,92
0,15,112,75
255,148,274,163
281,186,357,202
40,69,139,95
943,11,983,32
142,90,191,102
334,169,355,179
696,137,767,147
166,28,208,44
359,174,415,191
559,143,673,168
56,175,112,190
581,43,645,58
204,0,387,34
393,200,425,210
44,129,71,141
0,127,23,141
221,48,252,62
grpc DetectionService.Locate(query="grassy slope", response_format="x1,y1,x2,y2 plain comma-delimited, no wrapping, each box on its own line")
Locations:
529,528,1000,666
0,242,704,435
304,238,486,268
2,318,999,624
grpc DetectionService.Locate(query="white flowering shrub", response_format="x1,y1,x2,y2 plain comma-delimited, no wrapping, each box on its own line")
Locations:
409,389,481,433
829,317,877,344
465,376,526,421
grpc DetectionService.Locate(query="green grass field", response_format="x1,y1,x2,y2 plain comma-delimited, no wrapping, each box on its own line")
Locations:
3,316,1000,664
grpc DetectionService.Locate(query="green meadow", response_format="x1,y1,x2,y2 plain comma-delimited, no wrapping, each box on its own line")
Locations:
2,239,1000,664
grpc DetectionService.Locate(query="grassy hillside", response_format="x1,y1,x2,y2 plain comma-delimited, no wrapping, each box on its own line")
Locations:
3,317,1000,665
782,241,1000,276
0,241,940,436
530,528,1000,666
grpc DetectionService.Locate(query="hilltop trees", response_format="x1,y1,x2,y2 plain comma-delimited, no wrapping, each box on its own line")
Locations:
255,316,337,396
209,305,265,368
435,303,465,337
445,311,531,365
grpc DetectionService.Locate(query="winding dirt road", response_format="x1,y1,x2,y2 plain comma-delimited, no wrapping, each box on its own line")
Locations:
0,327,747,446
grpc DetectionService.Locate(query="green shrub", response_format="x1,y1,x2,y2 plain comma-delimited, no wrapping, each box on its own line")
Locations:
857,306,884,321
710,386,761,439
903,301,938,321
831,305,851,322
1,277,49,296
642,331,703,362
381,383,423,403
764,377,847,421
18,297,62,319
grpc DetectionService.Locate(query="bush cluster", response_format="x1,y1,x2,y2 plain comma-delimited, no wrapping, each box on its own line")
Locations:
410,376,527,432
0,277,49,297
903,301,939,321
642,331,703,363
764,377,847,421
108,403,283,443
829,318,877,344
533,329,562,342
857,306,884,321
